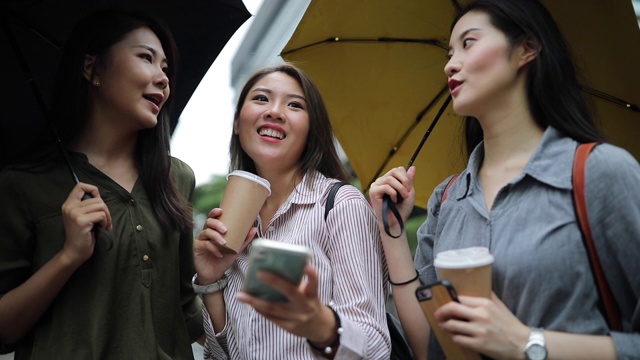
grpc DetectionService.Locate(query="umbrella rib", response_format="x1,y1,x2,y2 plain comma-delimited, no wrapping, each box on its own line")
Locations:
4,8,65,49
281,37,447,55
1,18,50,118
377,37,448,51
581,86,640,113
2,11,87,188
364,85,450,193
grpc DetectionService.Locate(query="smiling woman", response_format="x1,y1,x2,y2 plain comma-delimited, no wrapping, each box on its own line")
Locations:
193,64,391,359
0,7,202,358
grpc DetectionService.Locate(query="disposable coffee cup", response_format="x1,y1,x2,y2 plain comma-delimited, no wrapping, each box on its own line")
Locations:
218,170,271,254
434,246,494,298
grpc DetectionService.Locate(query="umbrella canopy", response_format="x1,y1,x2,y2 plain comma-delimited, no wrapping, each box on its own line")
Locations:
281,0,640,207
0,0,250,169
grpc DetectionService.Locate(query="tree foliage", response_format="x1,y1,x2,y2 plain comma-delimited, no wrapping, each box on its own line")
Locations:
192,175,228,216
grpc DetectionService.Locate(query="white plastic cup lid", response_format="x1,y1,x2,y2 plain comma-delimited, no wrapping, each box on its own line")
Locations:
434,246,494,269
227,170,271,195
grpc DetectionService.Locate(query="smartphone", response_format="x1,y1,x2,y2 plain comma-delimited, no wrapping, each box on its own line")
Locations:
415,280,481,360
243,239,313,302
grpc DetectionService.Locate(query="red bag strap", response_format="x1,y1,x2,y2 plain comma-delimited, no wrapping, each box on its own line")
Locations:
573,142,622,331
441,174,460,203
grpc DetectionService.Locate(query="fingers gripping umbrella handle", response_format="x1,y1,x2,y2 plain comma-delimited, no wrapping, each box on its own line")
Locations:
81,192,114,252
62,144,114,252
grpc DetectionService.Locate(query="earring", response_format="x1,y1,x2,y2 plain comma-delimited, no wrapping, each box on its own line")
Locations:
94,80,100,86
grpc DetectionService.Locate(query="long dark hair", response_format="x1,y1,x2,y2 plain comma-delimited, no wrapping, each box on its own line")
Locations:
453,0,604,155
229,64,349,182
50,7,192,232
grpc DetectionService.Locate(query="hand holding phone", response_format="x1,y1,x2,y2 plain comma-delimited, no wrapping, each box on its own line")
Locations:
415,280,481,360
243,239,313,302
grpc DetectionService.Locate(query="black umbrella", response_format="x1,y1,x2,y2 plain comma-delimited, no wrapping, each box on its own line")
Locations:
0,0,251,169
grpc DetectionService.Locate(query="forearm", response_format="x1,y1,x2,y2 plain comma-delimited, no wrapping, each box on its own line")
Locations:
380,231,417,284
0,250,80,343
203,291,227,333
544,331,616,360
380,231,430,360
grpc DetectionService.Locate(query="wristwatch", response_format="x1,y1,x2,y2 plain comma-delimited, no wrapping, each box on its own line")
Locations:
191,273,228,294
524,328,547,360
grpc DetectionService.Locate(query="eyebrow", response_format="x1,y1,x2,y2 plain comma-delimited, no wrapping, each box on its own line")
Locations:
134,44,168,66
251,87,306,101
448,27,481,52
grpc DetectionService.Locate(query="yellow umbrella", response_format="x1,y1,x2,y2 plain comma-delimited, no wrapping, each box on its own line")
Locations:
281,0,640,207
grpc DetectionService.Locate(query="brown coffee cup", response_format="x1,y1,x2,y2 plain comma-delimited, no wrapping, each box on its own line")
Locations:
434,247,494,298
217,170,271,254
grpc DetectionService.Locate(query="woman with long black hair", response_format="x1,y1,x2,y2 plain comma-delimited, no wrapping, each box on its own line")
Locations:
370,0,640,359
0,8,202,358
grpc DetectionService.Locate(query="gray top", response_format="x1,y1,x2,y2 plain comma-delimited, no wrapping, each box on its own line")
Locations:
415,127,640,359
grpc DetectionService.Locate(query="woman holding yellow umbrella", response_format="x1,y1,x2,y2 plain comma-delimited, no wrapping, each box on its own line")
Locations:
370,0,640,359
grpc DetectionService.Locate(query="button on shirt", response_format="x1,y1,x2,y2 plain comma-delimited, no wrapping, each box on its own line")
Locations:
203,171,391,359
415,127,640,358
0,154,202,359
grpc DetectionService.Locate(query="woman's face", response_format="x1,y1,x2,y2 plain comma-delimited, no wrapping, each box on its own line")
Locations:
445,11,528,118
235,72,310,172
91,27,169,131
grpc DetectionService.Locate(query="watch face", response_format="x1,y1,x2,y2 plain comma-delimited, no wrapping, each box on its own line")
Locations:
526,344,547,360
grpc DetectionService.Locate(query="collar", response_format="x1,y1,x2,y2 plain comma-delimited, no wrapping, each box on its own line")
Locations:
289,170,327,205
448,127,577,201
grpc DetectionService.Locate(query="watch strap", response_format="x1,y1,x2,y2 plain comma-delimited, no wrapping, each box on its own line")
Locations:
524,327,547,360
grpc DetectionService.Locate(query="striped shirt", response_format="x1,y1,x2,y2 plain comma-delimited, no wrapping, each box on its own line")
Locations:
203,171,391,359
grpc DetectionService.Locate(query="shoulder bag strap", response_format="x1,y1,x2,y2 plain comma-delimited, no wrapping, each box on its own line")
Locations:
441,174,460,203
573,142,622,331
324,181,348,221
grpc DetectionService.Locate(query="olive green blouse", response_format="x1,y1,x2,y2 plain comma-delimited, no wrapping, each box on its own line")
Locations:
0,153,202,359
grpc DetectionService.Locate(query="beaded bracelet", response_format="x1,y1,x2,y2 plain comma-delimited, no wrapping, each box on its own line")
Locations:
307,305,343,355
389,269,419,286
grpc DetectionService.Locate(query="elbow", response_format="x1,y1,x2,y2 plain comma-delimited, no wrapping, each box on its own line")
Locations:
0,332,20,350
0,312,22,346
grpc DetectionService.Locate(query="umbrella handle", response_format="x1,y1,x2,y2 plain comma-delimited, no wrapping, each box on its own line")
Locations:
61,142,113,252
81,193,114,252
382,194,404,239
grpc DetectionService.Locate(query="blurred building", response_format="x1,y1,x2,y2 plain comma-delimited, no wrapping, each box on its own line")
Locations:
230,0,311,99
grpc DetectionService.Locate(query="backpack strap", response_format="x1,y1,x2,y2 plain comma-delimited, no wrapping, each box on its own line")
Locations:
324,182,348,221
573,142,622,331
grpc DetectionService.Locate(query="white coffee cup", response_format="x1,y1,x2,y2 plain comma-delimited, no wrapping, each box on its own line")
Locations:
434,246,494,298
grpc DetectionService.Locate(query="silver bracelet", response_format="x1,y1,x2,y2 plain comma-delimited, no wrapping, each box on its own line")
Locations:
191,273,228,294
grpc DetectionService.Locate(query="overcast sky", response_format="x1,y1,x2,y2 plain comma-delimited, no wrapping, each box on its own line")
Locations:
170,0,265,186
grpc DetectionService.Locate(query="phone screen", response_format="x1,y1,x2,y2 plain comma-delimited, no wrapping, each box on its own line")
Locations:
244,239,312,302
